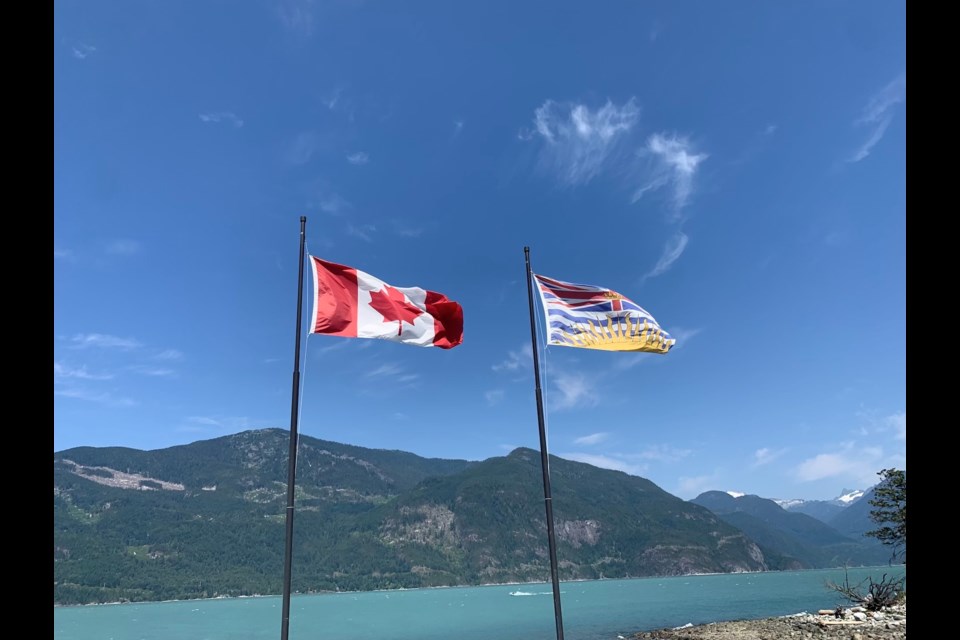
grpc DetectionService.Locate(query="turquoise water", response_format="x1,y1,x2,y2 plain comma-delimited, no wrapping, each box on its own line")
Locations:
54,565,904,640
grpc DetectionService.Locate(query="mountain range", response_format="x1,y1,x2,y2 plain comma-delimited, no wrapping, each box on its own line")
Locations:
53,429,892,605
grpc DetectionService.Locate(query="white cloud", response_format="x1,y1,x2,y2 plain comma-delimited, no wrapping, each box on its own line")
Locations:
53,362,113,381
54,246,73,259
184,415,254,430
667,327,701,348
493,344,533,372
530,98,640,186
854,407,907,441
318,339,351,354
794,453,862,480
154,349,183,361
633,133,707,215
347,224,376,242
365,362,411,379
317,192,352,215
485,389,505,405
55,387,135,407
199,112,244,128
128,365,175,377
574,432,610,446
322,88,342,110
106,239,141,256
68,333,142,350
72,43,96,59
847,73,906,163
394,224,423,238
675,473,722,499
560,453,644,476
764,124,778,135
550,372,599,410
633,444,692,463
611,325,694,371
886,412,906,440
649,21,663,43
645,231,689,278
752,447,787,468
277,0,315,36
347,152,369,165
286,131,320,165
793,445,886,487
453,120,464,137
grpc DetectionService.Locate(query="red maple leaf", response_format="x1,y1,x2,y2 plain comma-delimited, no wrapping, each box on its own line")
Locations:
369,285,424,336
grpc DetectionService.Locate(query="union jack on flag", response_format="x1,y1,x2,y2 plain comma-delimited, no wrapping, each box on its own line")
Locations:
533,274,675,353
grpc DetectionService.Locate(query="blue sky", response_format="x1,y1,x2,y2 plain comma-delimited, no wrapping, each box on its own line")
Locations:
54,0,906,502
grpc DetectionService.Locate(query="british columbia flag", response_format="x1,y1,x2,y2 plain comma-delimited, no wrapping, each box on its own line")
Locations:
533,274,675,353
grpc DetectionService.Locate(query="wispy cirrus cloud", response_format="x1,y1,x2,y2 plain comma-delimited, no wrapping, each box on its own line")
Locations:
347,152,369,165
561,443,691,481
364,362,420,384
550,371,599,410
68,333,142,350
793,442,887,487
560,452,645,476
634,444,693,463
71,43,96,59
528,98,640,186
199,112,244,128
574,432,610,446
675,472,723,499
752,447,788,468
492,344,532,372
277,0,316,36
649,21,663,44
365,362,404,378
886,412,906,440
347,223,376,242
847,73,906,163
105,239,141,256
128,365,176,377
54,362,113,381
316,191,352,215
179,415,256,433
610,326,696,371
323,88,342,110
667,326,701,348
55,387,135,407
645,231,689,279
392,222,423,238
854,407,907,441
318,339,351,354
632,133,708,216
485,389,505,406
54,245,73,260
286,131,320,165
154,349,183,361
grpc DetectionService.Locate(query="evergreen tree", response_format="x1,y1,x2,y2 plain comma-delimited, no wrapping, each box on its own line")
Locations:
865,468,906,562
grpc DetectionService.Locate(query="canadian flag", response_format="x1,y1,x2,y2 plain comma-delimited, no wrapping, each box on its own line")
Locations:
309,256,464,349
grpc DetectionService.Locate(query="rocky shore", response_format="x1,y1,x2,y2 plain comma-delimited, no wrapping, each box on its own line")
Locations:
629,601,906,640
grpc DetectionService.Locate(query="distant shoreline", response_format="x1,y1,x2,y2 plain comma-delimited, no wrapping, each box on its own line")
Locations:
54,564,905,609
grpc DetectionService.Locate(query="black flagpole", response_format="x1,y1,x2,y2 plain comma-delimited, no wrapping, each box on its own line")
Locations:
524,246,565,640
280,216,308,640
